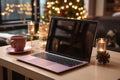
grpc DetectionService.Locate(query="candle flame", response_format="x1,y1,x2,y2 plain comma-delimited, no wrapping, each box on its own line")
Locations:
99,48,104,52
100,38,105,43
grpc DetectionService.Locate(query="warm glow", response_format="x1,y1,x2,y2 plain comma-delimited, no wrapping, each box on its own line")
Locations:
48,10,52,14
25,12,32,15
61,6,64,9
82,16,85,19
77,16,81,19
47,5,51,8
10,9,14,12
64,0,67,3
80,7,84,10
69,2,72,6
17,4,21,7
66,5,69,8
2,3,32,16
80,12,83,14
100,38,105,43
84,15,87,18
5,7,9,11
57,11,60,14
42,16,45,19
47,2,50,5
76,13,79,16
78,8,81,11
83,10,86,13
6,4,9,7
55,8,60,11
1,12,5,15
51,2,54,5
99,48,104,52
77,0,80,2
45,28,48,31
74,6,78,9
52,6,55,9
55,1,58,3
72,5,75,8
43,0,86,21
97,38,107,53
28,21,35,35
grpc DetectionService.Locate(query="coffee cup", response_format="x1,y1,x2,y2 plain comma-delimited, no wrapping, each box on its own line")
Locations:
10,36,26,52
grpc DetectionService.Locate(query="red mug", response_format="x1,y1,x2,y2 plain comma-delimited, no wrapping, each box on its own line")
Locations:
10,36,26,52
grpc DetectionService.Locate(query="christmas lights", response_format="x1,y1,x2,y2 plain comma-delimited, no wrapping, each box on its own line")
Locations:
42,0,86,22
2,3,32,16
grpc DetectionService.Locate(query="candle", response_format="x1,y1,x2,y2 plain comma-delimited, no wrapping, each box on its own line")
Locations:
96,38,110,64
28,21,35,35
97,38,107,53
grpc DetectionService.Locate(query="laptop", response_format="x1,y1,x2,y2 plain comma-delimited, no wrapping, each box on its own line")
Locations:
17,17,97,73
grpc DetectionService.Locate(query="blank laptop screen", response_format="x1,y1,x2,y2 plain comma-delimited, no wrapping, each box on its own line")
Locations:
46,17,97,62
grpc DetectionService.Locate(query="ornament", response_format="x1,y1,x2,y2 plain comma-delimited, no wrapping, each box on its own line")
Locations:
57,1,60,4
96,52,110,64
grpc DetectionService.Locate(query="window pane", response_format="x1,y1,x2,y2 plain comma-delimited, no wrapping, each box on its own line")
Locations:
1,0,32,21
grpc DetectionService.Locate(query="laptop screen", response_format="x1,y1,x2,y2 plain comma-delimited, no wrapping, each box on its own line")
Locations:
46,17,97,62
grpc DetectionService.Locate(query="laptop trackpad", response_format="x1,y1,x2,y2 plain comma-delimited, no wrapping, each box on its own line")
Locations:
29,57,70,72
27,58,55,67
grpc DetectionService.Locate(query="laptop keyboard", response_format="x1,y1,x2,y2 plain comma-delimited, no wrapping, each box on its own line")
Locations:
33,52,83,67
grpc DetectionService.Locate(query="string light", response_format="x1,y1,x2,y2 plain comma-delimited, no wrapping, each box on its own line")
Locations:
69,2,72,6
55,7,59,11
43,0,86,21
61,6,65,9
80,12,83,15
80,7,84,10
51,2,54,5
66,5,69,8
77,0,80,2
77,16,81,19
76,13,79,16
74,6,78,9
1,12,5,16
82,10,86,13
72,5,75,8
52,6,55,9
64,0,67,3
2,3,32,16
48,10,51,14
47,2,50,5
55,1,58,3
57,11,60,14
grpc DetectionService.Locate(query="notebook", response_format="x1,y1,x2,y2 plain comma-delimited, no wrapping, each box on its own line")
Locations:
17,17,97,73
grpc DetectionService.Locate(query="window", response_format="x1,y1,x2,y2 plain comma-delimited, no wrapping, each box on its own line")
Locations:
0,0,46,25
0,0,33,24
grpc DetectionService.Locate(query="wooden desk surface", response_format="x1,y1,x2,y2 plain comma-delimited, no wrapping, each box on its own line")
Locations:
0,42,120,80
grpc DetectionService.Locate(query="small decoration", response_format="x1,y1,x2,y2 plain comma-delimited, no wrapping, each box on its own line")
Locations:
96,52,110,64
96,38,110,64
28,21,35,47
28,21,35,35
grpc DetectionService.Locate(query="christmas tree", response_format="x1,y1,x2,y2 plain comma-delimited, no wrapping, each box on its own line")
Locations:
42,0,86,22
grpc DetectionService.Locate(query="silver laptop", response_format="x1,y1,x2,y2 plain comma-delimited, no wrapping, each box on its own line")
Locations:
17,17,97,73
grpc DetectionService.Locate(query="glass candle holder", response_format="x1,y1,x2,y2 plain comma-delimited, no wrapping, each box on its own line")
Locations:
96,38,110,64
28,21,35,47
97,38,107,54
28,21,35,35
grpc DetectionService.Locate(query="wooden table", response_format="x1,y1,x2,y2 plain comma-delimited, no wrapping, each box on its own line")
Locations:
0,41,120,80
